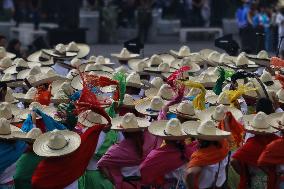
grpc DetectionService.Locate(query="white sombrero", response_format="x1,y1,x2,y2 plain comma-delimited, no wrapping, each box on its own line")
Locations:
149,118,189,140
51,80,74,96
246,50,270,66
111,48,139,60
0,47,16,59
0,118,21,140
66,42,90,58
242,111,277,134
206,91,231,105
111,113,149,132
144,54,176,73
27,50,54,66
135,96,166,116
127,58,149,72
169,101,198,120
78,110,108,127
188,72,218,88
33,129,81,157
170,46,192,58
16,65,53,80
170,58,201,73
42,44,77,59
122,94,136,107
17,102,58,120
229,53,258,70
277,88,284,103
149,77,165,89
266,112,284,131
4,58,41,75
85,55,115,66
183,120,231,141
260,70,282,91
13,87,37,103
0,102,21,123
145,84,175,100
66,69,79,80
0,57,13,71
70,57,83,68
13,128,43,142
197,104,243,123
126,72,147,89
51,89,69,104
5,87,18,104
78,63,114,73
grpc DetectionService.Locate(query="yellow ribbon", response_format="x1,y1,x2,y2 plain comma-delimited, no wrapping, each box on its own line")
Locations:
224,85,257,107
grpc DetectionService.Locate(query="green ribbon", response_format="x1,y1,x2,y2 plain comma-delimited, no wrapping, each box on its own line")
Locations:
213,67,235,95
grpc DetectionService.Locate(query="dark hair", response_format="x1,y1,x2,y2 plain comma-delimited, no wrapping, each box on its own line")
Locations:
199,140,220,148
0,35,6,41
256,98,274,114
7,39,21,57
174,141,188,161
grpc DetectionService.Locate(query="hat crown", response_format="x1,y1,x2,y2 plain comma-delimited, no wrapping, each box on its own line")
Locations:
217,92,230,105
25,87,37,98
177,101,195,115
2,73,14,81
137,61,147,72
157,84,172,99
54,89,66,98
27,75,36,83
66,69,78,79
277,88,284,101
236,54,249,66
5,87,15,102
0,57,12,68
179,46,190,56
27,128,42,138
0,118,11,135
95,56,106,64
0,102,12,120
197,120,218,135
47,130,68,150
260,71,273,83
84,110,102,124
123,94,134,105
55,44,66,54
252,112,269,129
14,58,28,68
150,96,164,111
149,54,162,66
89,55,96,61
0,47,7,58
121,113,139,129
165,118,184,136
67,41,79,52
39,51,50,59
158,62,170,72
126,72,141,84
219,53,230,63
120,48,130,57
61,82,73,95
257,50,269,59
213,104,227,121
151,77,163,88
70,58,81,67
207,51,219,61
29,66,41,75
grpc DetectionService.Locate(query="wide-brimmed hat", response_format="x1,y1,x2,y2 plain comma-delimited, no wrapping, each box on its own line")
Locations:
260,70,282,91
149,118,189,140
0,73,23,87
169,46,192,58
85,55,115,66
79,63,114,73
13,128,43,142
5,87,18,104
266,112,284,131
122,94,136,107
188,73,218,88
51,80,74,96
33,129,81,157
206,91,231,105
27,50,54,66
0,47,16,59
135,96,166,116
66,42,90,58
144,54,176,73
145,84,175,100
16,65,53,80
13,87,37,103
197,104,243,123
66,69,79,80
42,44,77,59
244,81,259,98
246,50,270,66
149,77,165,89
70,58,83,68
170,58,201,73
0,57,13,71
183,120,231,141
17,102,57,120
229,53,258,70
4,58,41,75
0,102,21,123
51,89,69,104
277,88,284,103
126,72,147,89
78,110,108,127
111,113,149,132
242,111,277,134
169,101,198,120
127,58,149,72
111,48,139,60
0,118,21,140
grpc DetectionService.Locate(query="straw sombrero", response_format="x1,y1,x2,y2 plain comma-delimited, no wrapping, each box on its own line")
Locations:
70,57,83,68
42,44,77,59
27,50,54,66
122,94,136,107
111,113,149,132
51,80,74,96
229,53,259,70
0,47,16,60
260,71,282,91
51,89,69,104
206,91,231,106
242,112,277,134
149,77,165,89
266,112,284,131
114,65,134,75
0,73,23,88
143,54,176,74
85,55,115,66
277,88,284,103
17,102,58,120
13,87,37,103
79,63,114,73
66,69,79,80
169,46,192,58
145,84,175,100
33,129,81,157
0,102,22,123
16,65,53,80
246,50,270,66
135,96,166,116
170,58,201,73
4,58,41,75
126,72,148,89
66,42,90,58
78,110,108,127
149,118,189,140
183,120,231,141
197,104,243,123
0,57,13,71
0,118,21,140
169,101,198,120
111,48,139,60
128,58,149,72
5,87,18,104
188,73,218,88
13,128,43,142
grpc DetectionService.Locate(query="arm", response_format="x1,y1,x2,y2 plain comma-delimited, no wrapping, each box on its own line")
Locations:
185,166,202,189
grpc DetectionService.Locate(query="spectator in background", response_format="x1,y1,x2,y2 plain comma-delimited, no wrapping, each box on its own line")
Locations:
276,6,284,51
7,39,24,58
137,0,153,43
191,0,205,26
0,35,7,47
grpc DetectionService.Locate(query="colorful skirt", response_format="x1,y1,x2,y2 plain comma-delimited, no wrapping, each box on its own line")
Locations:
78,170,113,189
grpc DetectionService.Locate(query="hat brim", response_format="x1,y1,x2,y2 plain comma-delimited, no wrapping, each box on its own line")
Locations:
135,98,166,116
206,95,231,106
4,62,42,75
148,120,189,140
242,114,277,134
27,51,54,66
169,50,191,59
144,88,175,101
73,43,90,58
33,130,81,157
111,116,149,132
264,112,284,131
197,106,243,122
111,53,140,60
13,131,39,142
169,104,198,120
128,58,149,72
183,121,231,141
78,63,114,73
16,67,53,80
42,49,77,59
0,125,21,140
13,93,34,103
170,59,201,72
85,57,115,65
246,54,270,66
143,67,177,74
78,113,108,127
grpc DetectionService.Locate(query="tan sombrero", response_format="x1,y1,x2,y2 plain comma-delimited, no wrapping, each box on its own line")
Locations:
266,112,284,131
27,50,54,66
111,113,149,132
51,80,74,96
183,120,231,141
70,57,83,68
79,63,114,73
4,58,41,75
5,87,18,104
66,42,90,59
0,118,21,140
122,94,136,107
78,110,108,127
170,58,201,73
0,102,21,123
206,91,231,106
0,57,13,71
85,55,115,66
228,53,258,70
169,101,198,120
188,72,218,88
126,72,147,89
169,46,192,58
242,111,277,134
66,69,79,80
16,65,53,80
260,70,282,91
128,58,149,72
51,89,69,104
17,102,58,120
197,104,243,123
13,87,37,103
33,129,81,157
42,44,77,59
145,84,175,100
111,48,139,60
149,118,189,140
0,47,16,60
13,128,43,142
149,77,165,89
144,54,176,73
135,96,166,116
246,50,270,66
